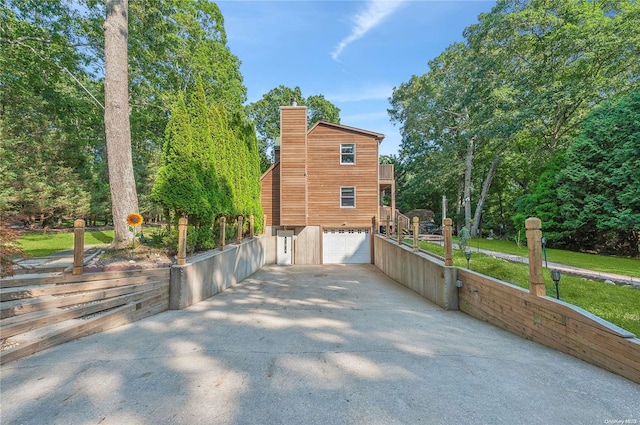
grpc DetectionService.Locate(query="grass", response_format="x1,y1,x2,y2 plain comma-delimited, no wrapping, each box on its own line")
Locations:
17,230,114,257
419,240,640,336
466,238,640,278
15,230,640,335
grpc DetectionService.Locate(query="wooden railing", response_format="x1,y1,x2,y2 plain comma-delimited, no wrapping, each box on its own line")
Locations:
379,164,394,181
397,212,410,235
380,206,394,224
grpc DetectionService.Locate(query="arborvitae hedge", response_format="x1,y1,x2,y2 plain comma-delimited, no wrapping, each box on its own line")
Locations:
152,80,263,250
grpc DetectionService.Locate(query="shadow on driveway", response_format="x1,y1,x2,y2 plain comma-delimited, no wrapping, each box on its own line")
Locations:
1,265,638,424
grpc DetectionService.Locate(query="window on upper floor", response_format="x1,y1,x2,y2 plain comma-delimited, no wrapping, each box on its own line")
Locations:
341,186,356,208
340,143,355,164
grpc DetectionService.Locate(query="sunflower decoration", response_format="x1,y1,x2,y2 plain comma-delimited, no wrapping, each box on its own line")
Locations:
127,213,144,227
127,213,144,250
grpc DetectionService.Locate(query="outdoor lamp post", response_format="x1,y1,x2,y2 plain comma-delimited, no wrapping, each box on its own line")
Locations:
541,236,548,269
465,250,472,269
551,269,561,300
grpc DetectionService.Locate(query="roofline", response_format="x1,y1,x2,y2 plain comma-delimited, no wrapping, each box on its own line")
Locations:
308,121,385,142
259,161,279,181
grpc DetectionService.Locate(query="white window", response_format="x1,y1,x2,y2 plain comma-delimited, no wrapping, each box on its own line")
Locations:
340,143,355,164
341,186,356,208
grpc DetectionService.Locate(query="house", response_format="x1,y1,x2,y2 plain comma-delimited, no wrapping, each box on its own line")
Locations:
260,105,395,265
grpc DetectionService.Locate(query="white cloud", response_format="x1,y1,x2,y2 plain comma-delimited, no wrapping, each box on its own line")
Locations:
331,0,406,60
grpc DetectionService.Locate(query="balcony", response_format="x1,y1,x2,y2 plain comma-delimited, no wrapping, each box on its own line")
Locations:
379,164,394,184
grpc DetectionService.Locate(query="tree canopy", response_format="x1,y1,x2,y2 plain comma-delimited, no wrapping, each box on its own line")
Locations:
1,0,256,240
1,1,100,226
152,80,262,250
516,89,640,255
389,0,640,253
3,0,638,258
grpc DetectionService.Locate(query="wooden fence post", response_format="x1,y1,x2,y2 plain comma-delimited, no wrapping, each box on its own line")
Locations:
177,217,188,266
237,215,243,243
72,218,85,275
386,215,391,239
263,214,267,235
412,216,420,252
372,216,377,234
220,217,226,250
397,216,403,244
526,217,546,296
444,218,453,266
250,215,255,238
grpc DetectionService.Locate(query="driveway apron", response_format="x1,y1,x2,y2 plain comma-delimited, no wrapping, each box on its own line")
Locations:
1,265,638,425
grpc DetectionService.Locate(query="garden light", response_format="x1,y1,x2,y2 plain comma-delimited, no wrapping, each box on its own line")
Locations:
551,269,561,300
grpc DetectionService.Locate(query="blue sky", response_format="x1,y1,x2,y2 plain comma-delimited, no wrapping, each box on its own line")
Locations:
217,0,497,156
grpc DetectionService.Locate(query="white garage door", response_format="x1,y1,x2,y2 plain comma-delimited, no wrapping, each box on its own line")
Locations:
323,229,370,264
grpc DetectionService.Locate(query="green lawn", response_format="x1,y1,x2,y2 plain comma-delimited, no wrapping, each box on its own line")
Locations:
468,238,640,278
419,240,640,336
17,230,114,257
16,230,640,335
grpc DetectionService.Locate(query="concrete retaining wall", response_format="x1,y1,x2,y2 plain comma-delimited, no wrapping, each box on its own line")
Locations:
374,235,458,310
169,236,267,310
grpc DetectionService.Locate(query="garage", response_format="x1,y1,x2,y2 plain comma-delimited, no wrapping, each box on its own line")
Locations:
322,228,370,264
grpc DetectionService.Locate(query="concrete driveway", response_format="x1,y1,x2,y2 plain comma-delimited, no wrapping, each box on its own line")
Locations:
1,265,638,425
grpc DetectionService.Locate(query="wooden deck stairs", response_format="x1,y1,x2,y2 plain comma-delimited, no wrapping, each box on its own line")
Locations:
0,268,170,365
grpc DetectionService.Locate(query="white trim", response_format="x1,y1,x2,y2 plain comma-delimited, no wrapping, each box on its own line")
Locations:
340,143,356,165
340,186,356,208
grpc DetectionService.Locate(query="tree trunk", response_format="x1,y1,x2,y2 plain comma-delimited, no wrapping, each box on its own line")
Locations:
455,175,464,234
104,0,138,248
471,153,501,237
463,136,475,232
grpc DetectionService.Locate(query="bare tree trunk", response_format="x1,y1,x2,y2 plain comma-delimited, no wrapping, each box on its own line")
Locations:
463,136,475,232
455,175,463,234
471,153,501,237
104,0,138,248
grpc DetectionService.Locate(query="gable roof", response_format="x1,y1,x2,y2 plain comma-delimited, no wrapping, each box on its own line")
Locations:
260,161,279,181
307,121,385,143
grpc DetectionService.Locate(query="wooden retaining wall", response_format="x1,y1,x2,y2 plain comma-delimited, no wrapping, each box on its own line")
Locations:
457,268,640,384
0,268,170,365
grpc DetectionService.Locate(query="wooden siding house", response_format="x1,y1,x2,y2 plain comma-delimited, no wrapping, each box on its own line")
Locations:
260,105,395,264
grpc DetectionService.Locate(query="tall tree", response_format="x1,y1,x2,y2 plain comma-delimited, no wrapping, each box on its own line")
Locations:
126,0,246,115
103,0,138,247
557,90,640,256
465,0,640,153
245,85,341,171
389,43,507,234
390,0,640,238
153,81,262,250
82,0,247,221
1,1,100,226
1,0,250,235
515,89,640,256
